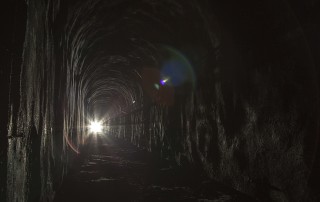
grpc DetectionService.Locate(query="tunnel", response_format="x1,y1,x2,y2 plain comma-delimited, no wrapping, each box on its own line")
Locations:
1,0,320,201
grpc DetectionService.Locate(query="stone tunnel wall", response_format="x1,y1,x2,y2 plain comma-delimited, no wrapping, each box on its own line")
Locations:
112,64,318,202
108,1,320,201
2,0,320,202
5,0,68,201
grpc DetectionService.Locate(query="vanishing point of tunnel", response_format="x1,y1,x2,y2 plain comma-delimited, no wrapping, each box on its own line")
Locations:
1,0,320,201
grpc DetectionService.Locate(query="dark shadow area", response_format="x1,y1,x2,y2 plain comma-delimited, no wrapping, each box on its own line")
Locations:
1,0,320,201
54,135,256,201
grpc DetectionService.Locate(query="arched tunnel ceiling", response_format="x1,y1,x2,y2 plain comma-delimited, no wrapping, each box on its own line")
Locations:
3,0,320,201
57,0,215,118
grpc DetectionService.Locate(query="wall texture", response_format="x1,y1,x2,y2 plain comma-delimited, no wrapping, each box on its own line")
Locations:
2,0,320,201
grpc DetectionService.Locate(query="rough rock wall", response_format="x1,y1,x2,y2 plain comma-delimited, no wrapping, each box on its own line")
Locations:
6,0,64,201
0,0,27,201
109,1,320,201
2,0,319,201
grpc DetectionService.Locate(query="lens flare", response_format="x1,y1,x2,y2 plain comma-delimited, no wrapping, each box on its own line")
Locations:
160,45,196,89
160,78,168,85
89,121,103,133
154,83,160,90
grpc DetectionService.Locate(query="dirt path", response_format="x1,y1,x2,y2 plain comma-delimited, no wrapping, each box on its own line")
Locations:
54,135,256,202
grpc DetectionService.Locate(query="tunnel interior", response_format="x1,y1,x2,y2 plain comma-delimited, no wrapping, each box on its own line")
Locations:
1,0,320,201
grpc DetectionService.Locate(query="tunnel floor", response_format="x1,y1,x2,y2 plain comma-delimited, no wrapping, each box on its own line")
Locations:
54,135,256,202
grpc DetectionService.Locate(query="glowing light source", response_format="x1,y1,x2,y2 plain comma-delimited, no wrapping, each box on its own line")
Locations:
89,121,103,134
160,78,168,85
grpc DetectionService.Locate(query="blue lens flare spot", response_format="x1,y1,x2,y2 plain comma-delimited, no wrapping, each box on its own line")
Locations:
161,60,188,86
159,46,196,88
160,78,169,85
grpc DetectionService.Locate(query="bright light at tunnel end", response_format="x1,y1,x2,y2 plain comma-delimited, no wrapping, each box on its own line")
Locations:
89,120,103,134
